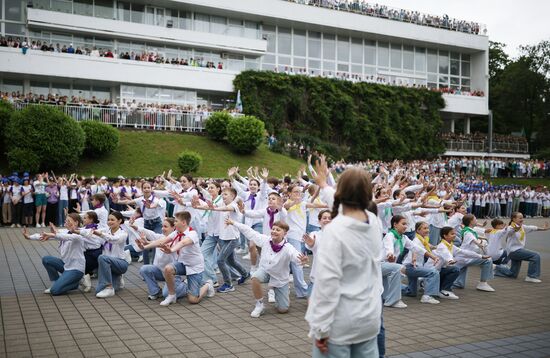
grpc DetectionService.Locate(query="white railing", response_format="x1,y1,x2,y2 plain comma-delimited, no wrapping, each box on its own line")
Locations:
12,102,241,132
444,139,529,154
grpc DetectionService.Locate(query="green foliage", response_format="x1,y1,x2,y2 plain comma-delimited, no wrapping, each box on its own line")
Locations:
205,111,232,141
234,71,445,161
5,105,85,171
80,120,120,157
0,100,14,151
226,115,266,154
177,150,202,173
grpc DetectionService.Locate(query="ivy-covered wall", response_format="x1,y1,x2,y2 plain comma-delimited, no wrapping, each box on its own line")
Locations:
234,71,446,161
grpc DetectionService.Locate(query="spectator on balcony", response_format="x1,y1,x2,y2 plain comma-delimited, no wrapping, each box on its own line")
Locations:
67,44,75,54
90,46,100,57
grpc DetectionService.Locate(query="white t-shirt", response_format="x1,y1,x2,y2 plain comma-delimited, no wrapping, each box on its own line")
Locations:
219,201,242,240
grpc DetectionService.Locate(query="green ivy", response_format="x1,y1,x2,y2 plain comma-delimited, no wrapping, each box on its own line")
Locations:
234,71,445,161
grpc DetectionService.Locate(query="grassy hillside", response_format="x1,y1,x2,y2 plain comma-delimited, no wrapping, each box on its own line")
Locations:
72,130,303,178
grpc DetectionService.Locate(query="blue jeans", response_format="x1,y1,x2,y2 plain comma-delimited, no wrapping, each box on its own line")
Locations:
139,264,165,296
428,225,441,246
307,224,321,234
381,262,402,305
403,264,440,296
312,337,378,358
96,255,129,293
124,244,142,260
440,266,460,291
288,238,308,298
42,256,83,296
404,231,415,241
201,235,220,283
57,200,68,227
509,248,541,279
377,297,385,358
143,218,162,264
454,258,493,288
239,222,263,250
163,272,204,298
217,239,247,285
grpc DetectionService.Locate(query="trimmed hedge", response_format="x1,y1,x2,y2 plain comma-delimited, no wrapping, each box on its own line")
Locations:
5,105,85,171
233,71,446,161
80,120,120,157
205,111,232,141
178,150,202,173
226,115,265,154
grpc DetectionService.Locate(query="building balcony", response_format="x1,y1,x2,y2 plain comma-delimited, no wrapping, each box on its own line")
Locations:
442,94,489,116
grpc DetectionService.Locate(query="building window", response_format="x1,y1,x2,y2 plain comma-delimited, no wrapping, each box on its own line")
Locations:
377,42,389,69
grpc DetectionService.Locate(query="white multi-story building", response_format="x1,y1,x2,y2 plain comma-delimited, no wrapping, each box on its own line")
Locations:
0,0,495,149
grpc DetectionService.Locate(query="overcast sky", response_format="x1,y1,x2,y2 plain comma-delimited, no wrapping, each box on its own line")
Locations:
378,0,550,58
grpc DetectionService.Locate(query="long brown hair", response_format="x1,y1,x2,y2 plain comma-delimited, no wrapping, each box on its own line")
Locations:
331,168,372,218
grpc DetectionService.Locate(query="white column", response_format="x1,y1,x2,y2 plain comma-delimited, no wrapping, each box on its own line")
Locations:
464,117,470,134
450,118,455,133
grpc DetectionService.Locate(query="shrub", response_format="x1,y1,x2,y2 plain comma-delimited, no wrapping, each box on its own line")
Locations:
80,120,120,157
5,105,85,171
178,150,202,173
205,111,232,141
226,115,265,154
0,100,14,151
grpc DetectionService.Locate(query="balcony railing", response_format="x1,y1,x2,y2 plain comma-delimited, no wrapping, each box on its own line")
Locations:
12,102,242,132
444,139,529,154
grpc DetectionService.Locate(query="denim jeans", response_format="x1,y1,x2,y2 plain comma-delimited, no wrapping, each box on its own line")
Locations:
377,297,385,358
84,247,102,275
57,200,68,227
217,239,247,285
454,258,493,288
239,222,263,250
288,238,309,298
403,264,440,296
381,262,402,306
96,255,129,293
42,256,84,295
439,265,460,291
509,248,541,279
139,264,165,296
428,225,441,246
312,337,378,358
201,235,220,283
124,244,142,260
143,218,162,264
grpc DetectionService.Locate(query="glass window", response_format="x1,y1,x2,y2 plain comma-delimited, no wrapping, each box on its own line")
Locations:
244,21,259,39
450,59,460,76
131,3,144,23
32,0,50,10
228,19,244,37
94,0,113,19
439,51,449,74
462,54,470,62
30,81,50,96
351,64,362,75
377,42,389,68
450,77,460,88
415,47,426,72
337,36,349,62
451,52,460,60
439,76,449,86
323,34,336,61
308,59,320,69
293,29,306,57
5,23,25,35
364,66,376,75
308,32,321,58
364,40,376,65
2,79,23,93
210,15,227,34
75,0,94,16
278,27,291,55
74,84,91,99
50,0,72,14
263,27,276,53
461,61,470,77
337,63,349,72
178,11,192,30
427,49,437,73
278,56,291,65
293,57,306,68
323,61,335,73
351,38,362,64
92,86,111,101
51,83,71,97
403,45,414,71
263,54,276,64
194,13,210,33
390,43,402,70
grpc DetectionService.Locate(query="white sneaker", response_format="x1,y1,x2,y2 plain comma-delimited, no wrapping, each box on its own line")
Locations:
235,248,245,254
289,274,294,283
160,294,177,306
10,224,15,228
36,223,40,228
439,290,459,300
124,250,132,264
96,287,115,298
385,300,407,308
420,295,440,304
250,265,258,274
206,280,215,298
213,281,220,288
525,277,542,283
44,287,51,294
147,294,159,300
119,275,125,289
242,254,251,260
268,289,276,303
138,255,143,263
250,302,265,318
82,274,92,293
476,282,495,292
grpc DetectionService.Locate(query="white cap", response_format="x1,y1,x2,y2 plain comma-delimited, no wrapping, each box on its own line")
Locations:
100,176,107,180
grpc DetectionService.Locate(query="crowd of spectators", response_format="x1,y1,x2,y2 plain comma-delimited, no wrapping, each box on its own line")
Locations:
440,132,528,145
285,0,485,35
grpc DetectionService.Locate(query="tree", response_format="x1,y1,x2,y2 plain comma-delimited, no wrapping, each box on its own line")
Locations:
489,41,511,81
520,40,550,79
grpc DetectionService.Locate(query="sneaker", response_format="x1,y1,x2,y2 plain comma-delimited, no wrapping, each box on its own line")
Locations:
10,224,15,228
237,273,250,285
82,274,92,293
96,287,115,298
217,283,235,293
44,287,51,294
420,295,440,304
235,248,246,254
147,294,159,300
213,281,220,288
250,302,265,318
36,223,40,228
268,289,276,303
242,254,251,260
385,300,407,308
250,265,258,274
525,277,542,283
215,268,221,274
41,223,46,228
476,282,495,292
206,280,216,298
138,255,143,263
119,275,125,289
16,224,21,228
160,294,177,306
289,274,294,283
124,250,132,264
439,290,459,300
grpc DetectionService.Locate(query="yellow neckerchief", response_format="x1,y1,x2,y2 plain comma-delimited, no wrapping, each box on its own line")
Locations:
415,233,431,253
288,202,305,218
442,239,453,254
511,222,525,242
427,195,440,203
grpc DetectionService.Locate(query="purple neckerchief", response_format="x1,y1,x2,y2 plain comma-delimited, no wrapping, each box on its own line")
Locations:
85,223,98,229
141,194,155,213
248,193,257,209
94,203,103,209
266,207,278,229
270,240,286,253
102,229,113,251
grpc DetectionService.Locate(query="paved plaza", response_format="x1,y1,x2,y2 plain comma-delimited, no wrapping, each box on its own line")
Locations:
1,222,549,358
